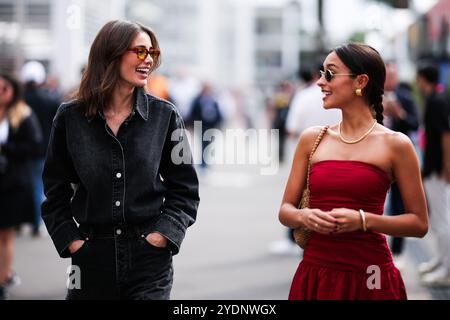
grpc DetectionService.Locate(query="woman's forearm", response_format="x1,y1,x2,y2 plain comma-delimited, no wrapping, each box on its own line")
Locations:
279,203,304,229
365,212,428,238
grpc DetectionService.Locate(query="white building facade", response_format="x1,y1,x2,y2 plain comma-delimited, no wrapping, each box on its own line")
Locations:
0,0,311,91
0,0,126,90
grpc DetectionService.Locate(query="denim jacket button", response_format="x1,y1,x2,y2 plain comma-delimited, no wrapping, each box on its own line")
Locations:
116,172,122,178
115,201,121,207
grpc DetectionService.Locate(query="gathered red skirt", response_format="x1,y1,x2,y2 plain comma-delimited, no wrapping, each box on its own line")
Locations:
289,258,407,300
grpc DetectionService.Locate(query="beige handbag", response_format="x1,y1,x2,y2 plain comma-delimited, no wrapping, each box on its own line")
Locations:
293,126,329,248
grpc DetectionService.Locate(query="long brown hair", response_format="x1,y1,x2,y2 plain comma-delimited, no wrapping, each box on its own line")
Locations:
333,43,386,124
77,20,161,117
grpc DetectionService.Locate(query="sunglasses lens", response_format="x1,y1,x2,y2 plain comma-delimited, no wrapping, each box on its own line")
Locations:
137,48,147,60
320,70,333,81
149,49,159,60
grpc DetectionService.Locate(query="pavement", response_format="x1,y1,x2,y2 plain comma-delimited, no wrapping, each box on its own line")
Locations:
403,235,450,299
5,138,449,300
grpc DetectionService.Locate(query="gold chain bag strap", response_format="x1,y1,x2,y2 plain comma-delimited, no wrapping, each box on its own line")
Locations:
293,125,329,249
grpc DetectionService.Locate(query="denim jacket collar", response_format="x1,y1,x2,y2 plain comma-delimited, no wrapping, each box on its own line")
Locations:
134,87,149,121
86,87,149,123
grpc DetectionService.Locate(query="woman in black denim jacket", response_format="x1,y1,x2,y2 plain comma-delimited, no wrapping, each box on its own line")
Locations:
42,20,199,300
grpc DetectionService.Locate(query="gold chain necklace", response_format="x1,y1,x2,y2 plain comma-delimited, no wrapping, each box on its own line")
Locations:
338,120,377,144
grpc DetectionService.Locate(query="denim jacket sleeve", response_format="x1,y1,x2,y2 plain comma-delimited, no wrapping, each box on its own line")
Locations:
152,106,200,255
41,103,82,258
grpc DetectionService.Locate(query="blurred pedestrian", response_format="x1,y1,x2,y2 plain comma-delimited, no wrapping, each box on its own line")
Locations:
168,68,201,122
44,75,64,103
188,82,223,169
21,61,61,237
41,20,199,300
416,65,450,286
286,67,341,138
383,62,419,269
270,80,294,163
0,74,43,299
279,43,428,300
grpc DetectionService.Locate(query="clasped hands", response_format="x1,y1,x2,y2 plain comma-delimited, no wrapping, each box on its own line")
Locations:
301,208,364,235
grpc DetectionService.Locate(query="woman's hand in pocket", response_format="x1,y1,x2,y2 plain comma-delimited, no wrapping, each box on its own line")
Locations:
69,239,85,254
145,232,167,248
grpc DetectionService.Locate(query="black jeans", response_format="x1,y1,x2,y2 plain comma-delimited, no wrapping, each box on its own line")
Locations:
67,224,173,300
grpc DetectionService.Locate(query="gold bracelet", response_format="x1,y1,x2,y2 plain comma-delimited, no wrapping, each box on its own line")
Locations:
359,209,367,232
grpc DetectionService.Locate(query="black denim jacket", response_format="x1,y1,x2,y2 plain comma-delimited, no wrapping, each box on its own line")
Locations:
42,88,199,258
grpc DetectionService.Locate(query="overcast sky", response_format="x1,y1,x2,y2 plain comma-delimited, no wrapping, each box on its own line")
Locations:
324,0,439,43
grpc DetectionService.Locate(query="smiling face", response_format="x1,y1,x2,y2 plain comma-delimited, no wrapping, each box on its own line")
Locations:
316,51,361,110
119,32,153,88
317,51,372,110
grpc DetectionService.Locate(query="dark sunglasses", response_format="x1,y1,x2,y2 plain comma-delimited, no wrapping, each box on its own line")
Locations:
320,69,355,82
127,47,160,61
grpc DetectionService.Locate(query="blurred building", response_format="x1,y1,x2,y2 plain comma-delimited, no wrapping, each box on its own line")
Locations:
407,0,450,88
127,0,307,91
0,0,126,91
408,0,450,61
0,0,310,92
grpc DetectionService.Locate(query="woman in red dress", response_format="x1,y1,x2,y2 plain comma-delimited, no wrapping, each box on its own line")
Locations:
279,43,428,300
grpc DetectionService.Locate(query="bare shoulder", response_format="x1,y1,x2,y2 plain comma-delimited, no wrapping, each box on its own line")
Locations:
295,126,325,155
299,126,326,145
375,125,415,156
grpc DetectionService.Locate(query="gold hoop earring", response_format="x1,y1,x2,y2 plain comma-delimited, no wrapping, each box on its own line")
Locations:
355,88,362,97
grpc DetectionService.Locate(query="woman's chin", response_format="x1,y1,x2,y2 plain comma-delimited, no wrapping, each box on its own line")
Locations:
136,82,147,88
323,103,339,110
130,79,148,88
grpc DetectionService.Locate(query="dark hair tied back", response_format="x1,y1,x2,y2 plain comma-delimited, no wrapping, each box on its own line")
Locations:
372,94,384,124
334,43,386,125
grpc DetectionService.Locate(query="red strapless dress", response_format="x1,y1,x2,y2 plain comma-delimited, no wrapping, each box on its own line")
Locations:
288,160,407,300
